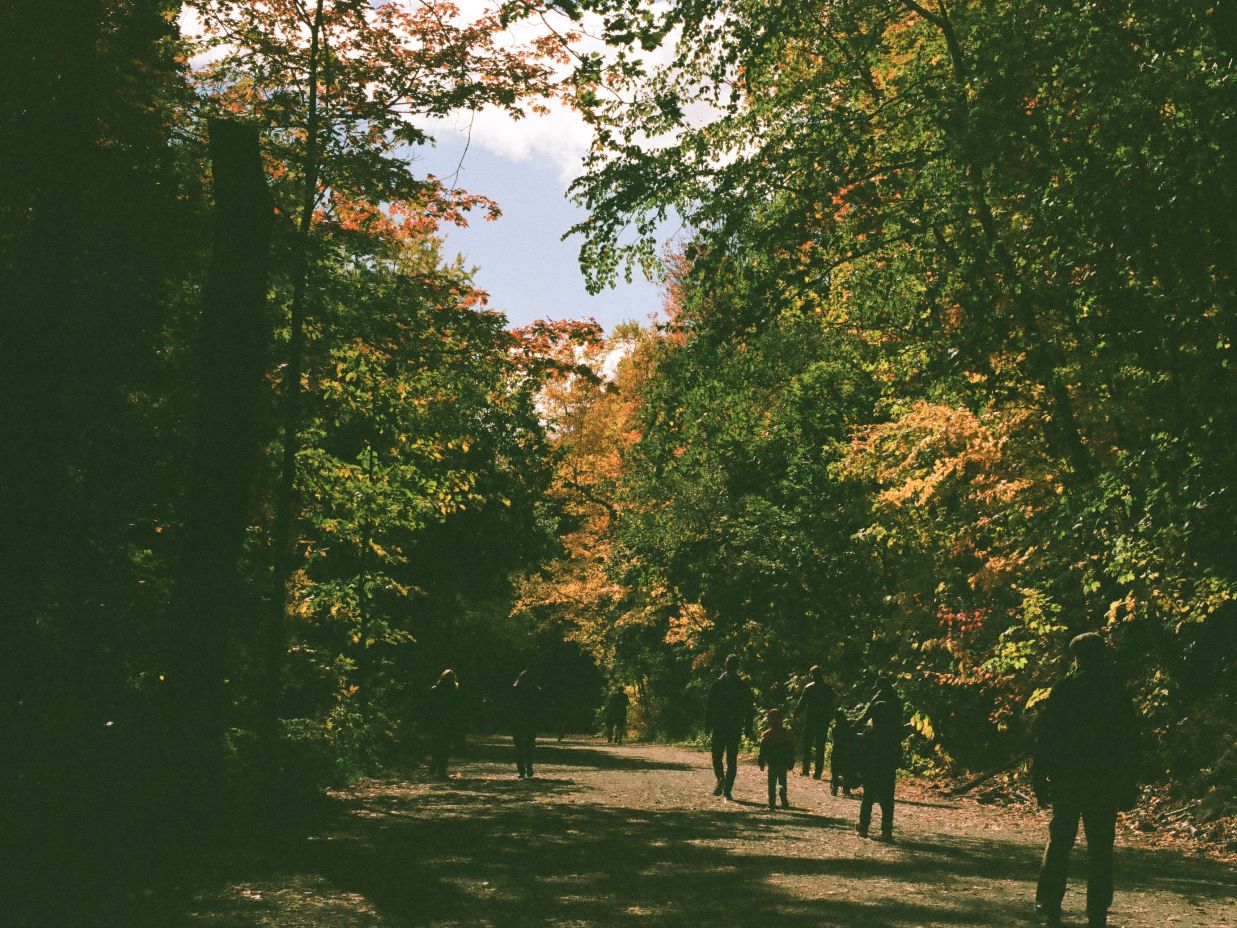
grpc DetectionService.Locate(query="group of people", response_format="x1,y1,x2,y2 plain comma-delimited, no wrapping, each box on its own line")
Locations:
706,656,903,843
424,632,1140,928
705,636,1142,928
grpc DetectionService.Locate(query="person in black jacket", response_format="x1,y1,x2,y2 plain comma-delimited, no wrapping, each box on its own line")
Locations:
1032,633,1142,928
510,669,541,779
704,654,752,800
427,668,461,779
604,688,629,744
794,665,836,779
857,700,902,842
829,709,859,797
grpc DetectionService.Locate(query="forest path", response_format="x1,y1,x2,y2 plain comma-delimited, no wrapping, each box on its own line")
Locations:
178,737,1234,928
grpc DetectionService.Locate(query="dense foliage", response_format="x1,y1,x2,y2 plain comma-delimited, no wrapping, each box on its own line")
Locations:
530,0,1236,798
0,0,599,854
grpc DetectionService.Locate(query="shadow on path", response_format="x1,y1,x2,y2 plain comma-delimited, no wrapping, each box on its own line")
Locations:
18,739,1237,928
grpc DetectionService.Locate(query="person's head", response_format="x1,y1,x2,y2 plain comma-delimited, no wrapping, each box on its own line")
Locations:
810,664,822,682
766,708,783,729
438,668,457,686
724,654,739,674
876,675,895,696
514,669,531,687
1069,632,1109,670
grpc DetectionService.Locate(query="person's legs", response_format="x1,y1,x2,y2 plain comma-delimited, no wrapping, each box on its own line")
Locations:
723,734,739,795
524,734,536,776
767,767,777,808
513,733,526,777
710,731,726,792
830,747,841,795
1037,801,1081,918
1081,805,1117,926
801,729,812,777
875,791,895,841
813,730,826,778
778,768,790,807
858,796,873,837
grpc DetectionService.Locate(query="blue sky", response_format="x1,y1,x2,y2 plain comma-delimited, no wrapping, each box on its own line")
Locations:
415,129,667,333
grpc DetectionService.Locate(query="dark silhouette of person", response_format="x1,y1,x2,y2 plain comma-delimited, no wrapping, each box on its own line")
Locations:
857,700,902,842
604,688,629,744
829,708,859,797
794,665,836,778
705,654,752,800
758,708,796,809
427,668,461,779
860,676,904,727
1032,633,1142,928
510,669,541,779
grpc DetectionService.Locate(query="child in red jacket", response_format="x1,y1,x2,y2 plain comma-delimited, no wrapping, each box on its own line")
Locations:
758,708,796,809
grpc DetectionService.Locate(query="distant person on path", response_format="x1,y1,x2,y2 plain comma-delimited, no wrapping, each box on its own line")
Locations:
829,709,859,797
856,700,903,842
705,654,752,800
758,708,796,809
1032,633,1142,928
794,665,836,779
604,688,629,744
427,669,461,779
510,669,541,779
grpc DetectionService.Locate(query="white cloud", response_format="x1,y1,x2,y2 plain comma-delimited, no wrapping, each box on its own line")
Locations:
421,102,593,184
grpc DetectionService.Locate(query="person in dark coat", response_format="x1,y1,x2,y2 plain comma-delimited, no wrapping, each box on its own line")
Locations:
604,688,629,744
704,654,752,800
427,669,461,778
857,700,902,841
1032,633,1142,928
510,669,541,779
794,665,836,779
758,708,796,809
829,708,859,797
860,676,904,727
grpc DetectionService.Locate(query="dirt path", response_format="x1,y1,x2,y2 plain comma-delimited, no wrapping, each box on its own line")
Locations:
167,738,1235,927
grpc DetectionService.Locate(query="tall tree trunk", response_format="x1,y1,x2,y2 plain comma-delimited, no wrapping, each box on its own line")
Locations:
266,0,326,720
170,117,273,795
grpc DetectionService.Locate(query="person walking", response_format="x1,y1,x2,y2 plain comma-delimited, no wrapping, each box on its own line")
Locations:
829,708,859,797
856,700,902,842
427,668,461,779
794,665,836,779
704,654,752,800
758,708,796,809
860,676,904,727
510,669,541,779
1032,633,1142,928
604,688,629,744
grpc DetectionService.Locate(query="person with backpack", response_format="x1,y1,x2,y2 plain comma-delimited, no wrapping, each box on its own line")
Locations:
1032,633,1143,928
758,708,796,809
829,708,859,797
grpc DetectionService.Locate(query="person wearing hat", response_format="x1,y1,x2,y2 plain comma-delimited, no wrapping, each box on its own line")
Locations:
1031,633,1143,928
704,654,752,800
794,665,836,779
758,708,796,809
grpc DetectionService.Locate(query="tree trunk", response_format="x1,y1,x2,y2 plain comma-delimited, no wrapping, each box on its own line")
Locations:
169,117,273,795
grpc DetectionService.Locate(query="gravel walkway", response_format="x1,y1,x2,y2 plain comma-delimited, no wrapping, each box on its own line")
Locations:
180,737,1235,928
